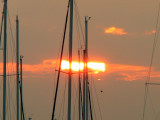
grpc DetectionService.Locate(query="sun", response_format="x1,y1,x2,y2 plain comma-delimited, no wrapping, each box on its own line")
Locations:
61,60,106,73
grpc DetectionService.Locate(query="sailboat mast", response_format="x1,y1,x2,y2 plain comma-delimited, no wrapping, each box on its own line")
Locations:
83,50,86,120
16,16,20,120
85,16,89,120
78,50,81,120
20,56,24,120
3,0,7,120
68,0,73,119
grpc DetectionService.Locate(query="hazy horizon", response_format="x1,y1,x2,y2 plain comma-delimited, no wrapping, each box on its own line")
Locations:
1,0,160,120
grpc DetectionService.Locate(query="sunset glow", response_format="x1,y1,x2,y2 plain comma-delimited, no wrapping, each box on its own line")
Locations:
145,30,156,35
3,59,160,81
61,60,106,73
104,27,128,35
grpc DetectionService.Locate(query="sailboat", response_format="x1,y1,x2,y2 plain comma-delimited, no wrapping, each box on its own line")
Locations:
0,0,103,119
50,0,100,120
0,0,25,120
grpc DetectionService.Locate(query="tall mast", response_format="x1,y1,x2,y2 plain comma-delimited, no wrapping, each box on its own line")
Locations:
51,1,70,119
68,0,73,119
20,56,23,120
16,16,20,120
78,50,81,120
85,16,90,120
3,0,7,120
82,50,86,120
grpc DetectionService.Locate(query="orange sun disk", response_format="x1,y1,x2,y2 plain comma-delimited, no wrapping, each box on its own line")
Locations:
61,60,106,73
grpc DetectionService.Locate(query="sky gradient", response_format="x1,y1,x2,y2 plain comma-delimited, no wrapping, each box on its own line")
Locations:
1,0,160,120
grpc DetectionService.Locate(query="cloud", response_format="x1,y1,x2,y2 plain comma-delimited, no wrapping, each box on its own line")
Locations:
108,64,160,81
1,59,160,81
23,59,57,74
0,59,57,75
0,59,106,76
104,27,128,35
145,30,156,35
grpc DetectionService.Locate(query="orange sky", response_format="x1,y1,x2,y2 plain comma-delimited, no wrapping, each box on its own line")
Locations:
0,0,160,120
104,27,128,35
1,59,160,81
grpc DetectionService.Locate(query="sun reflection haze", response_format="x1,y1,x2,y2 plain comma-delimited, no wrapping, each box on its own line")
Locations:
61,60,106,73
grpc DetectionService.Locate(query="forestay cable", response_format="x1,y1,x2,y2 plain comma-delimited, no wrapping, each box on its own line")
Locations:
142,2,160,120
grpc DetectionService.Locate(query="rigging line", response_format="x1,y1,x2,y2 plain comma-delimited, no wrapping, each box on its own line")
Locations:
7,77,11,120
74,0,85,45
57,76,67,119
88,86,93,120
154,90,160,120
8,76,15,120
72,76,79,120
6,28,17,119
148,88,158,120
80,75,83,120
80,74,84,119
6,48,16,119
147,2,160,83
51,0,70,119
142,2,160,120
20,83,25,120
9,76,17,118
7,60,15,120
90,74,97,120
0,74,18,76
155,103,160,120
8,76,16,120
0,83,2,119
78,50,82,120
8,13,18,119
75,10,81,50
77,53,83,120
62,78,67,120
146,83,160,85
20,57,25,118
74,0,85,42
142,84,149,120
8,10,16,62
143,84,160,120
6,43,10,120
93,75,102,120
74,1,82,50
0,6,4,47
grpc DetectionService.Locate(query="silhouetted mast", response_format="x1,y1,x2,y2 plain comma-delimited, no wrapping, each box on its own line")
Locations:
83,16,90,120
16,16,20,120
85,16,89,120
78,50,82,120
51,0,70,120
68,0,73,119
20,56,24,120
3,0,7,120
82,49,86,120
